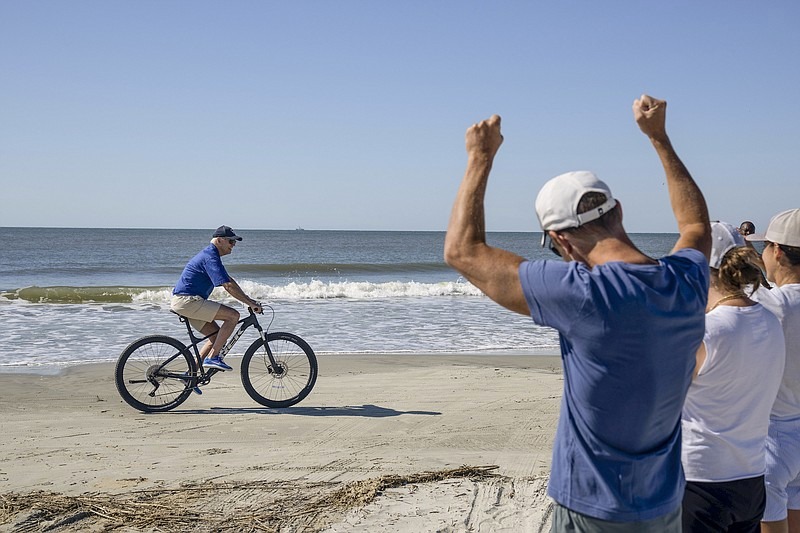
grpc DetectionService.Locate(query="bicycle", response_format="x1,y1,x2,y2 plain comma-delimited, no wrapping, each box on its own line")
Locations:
114,305,317,412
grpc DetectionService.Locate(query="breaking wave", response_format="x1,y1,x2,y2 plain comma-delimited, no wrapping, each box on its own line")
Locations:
1,279,484,304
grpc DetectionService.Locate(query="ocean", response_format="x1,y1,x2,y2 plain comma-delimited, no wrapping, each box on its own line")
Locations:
0,228,678,371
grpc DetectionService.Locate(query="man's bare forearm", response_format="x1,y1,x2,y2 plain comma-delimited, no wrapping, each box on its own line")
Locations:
444,116,504,268
444,156,491,266
633,95,710,256
223,280,257,307
649,135,709,232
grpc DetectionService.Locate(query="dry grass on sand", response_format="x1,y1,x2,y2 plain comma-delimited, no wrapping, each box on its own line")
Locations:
1,465,500,532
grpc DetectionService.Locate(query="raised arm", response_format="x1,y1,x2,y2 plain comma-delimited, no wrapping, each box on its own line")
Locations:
444,115,529,315
633,95,711,259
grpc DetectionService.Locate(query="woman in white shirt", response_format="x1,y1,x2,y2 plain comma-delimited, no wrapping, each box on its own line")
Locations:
682,221,786,532
745,208,800,533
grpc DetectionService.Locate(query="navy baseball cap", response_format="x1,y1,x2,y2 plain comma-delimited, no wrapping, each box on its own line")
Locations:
212,225,242,241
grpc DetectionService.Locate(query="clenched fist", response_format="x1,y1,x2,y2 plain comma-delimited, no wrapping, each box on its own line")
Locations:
633,95,668,141
466,115,504,161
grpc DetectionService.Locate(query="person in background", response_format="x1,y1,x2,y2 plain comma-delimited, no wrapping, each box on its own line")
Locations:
171,225,262,371
681,221,785,532
738,220,771,289
739,221,756,237
745,209,800,533
444,95,710,531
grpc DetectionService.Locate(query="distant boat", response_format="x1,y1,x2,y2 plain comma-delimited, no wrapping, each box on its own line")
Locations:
296,227,305,231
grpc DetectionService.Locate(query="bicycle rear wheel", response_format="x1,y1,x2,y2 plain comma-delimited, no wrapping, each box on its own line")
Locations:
115,335,196,413
241,332,318,408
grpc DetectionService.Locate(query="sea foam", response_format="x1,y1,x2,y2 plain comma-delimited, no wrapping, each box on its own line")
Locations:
4,279,485,305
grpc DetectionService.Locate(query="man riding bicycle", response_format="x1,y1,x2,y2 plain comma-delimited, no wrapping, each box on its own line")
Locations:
170,225,262,371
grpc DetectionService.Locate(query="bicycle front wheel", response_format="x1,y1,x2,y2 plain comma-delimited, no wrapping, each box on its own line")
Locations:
241,332,318,408
115,335,196,413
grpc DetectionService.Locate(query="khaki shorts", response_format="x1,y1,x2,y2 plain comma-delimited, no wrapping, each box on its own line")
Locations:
170,295,221,332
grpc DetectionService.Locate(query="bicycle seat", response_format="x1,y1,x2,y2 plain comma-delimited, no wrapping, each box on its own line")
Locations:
170,310,189,323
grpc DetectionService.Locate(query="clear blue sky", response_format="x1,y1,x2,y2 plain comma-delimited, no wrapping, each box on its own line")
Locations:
2,1,798,232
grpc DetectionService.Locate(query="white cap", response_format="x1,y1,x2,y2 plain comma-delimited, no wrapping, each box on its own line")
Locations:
710,221,745,269
746,208,800,247
535,171,617,232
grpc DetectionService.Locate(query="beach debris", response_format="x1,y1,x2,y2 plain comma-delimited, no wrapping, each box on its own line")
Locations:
205,447,232,455
321,464,499,510
0,465,500,532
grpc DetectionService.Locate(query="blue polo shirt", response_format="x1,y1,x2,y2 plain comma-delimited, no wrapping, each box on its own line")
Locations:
173,244,232,299
519,248,708,521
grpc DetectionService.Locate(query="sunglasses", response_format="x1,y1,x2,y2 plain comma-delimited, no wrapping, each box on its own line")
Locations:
227,239,237,245
541,233,562,258
765,241,789,253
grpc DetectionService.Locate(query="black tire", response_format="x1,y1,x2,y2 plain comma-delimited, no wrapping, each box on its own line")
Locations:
115,335,197,413
241,332,318,408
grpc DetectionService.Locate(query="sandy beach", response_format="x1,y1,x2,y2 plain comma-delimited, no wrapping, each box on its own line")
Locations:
0,354,562,532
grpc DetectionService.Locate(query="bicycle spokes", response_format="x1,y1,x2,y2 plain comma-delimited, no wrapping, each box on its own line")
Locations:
240,332,317,408
115,336,196,412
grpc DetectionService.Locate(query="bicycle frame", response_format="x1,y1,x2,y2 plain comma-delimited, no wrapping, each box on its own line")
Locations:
176,308,277,378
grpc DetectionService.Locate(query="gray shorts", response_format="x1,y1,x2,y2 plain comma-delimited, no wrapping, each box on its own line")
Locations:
551,502,681,533
170,295,221,332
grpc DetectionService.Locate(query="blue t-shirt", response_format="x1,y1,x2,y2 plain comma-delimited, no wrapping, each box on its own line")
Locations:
519,248,708,521
173,244,232,299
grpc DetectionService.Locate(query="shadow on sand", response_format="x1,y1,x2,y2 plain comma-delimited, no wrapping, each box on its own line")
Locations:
165,404,441,418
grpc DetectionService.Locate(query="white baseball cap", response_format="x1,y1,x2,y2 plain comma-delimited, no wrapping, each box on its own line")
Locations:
746,208,800,247
709,221,745,269
535,171,617,233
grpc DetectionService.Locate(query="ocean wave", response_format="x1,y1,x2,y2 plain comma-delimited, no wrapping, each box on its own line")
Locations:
0,286,158,304
1,279,485,304
240,279,483,300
